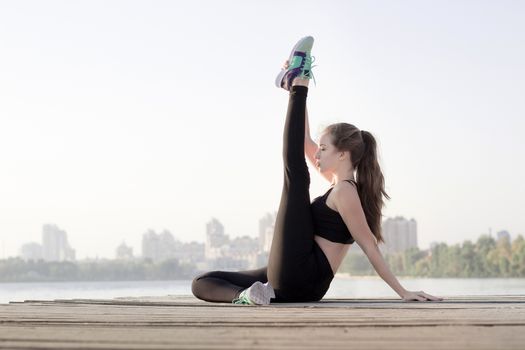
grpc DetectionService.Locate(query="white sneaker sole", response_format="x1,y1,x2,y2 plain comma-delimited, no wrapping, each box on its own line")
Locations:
247,281,276,305
274,36,314,88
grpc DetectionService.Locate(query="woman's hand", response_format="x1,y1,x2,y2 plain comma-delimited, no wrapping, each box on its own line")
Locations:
401,290,444,302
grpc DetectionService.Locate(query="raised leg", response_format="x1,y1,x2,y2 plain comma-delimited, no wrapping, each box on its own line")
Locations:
267,84,318,298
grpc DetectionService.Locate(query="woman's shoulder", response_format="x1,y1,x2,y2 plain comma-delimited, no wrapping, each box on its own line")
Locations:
330,180,362,212
331,180,359,201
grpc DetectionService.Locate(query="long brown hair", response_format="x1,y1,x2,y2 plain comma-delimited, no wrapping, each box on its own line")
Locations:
323,123,390,244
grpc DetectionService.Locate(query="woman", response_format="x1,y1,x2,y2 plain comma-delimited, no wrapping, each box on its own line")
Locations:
192,36,443,304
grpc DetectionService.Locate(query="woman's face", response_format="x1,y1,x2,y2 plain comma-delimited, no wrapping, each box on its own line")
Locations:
314,132,341,174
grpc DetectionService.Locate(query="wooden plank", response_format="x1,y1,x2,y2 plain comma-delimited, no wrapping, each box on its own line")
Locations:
1,295,524,349
1,325,524,350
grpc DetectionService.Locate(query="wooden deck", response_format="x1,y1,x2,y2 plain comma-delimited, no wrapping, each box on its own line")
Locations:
1,295,524,349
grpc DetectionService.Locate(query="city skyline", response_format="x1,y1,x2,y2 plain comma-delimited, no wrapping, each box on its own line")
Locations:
17,215,425,275
1,1,524,259
10,214,515,261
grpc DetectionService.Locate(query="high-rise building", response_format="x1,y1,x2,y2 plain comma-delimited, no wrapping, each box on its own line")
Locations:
142,229,160,261
115,242,134,260
41,224,75,262
142,229,178,262
205,218,228,260
204,217,263,270
141,228,205,264
259,212,276,253
173,240,205,265
19,242,43,261
380,216,418,255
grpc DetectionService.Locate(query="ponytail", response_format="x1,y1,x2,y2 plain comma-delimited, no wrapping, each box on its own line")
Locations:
356,130,390,244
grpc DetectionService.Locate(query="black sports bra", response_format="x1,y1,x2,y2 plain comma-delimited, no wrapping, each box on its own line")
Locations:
310,179,356,244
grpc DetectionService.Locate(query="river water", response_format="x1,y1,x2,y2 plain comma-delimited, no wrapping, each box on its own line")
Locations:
2,276,525,304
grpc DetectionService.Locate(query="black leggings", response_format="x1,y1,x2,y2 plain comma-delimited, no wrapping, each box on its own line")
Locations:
191,85,334,303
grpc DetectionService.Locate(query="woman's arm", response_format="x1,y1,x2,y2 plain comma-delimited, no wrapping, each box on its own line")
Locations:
332,183,443,301
304,107,333,183
304,106,317,159
360,240,407,297
338,189,406,296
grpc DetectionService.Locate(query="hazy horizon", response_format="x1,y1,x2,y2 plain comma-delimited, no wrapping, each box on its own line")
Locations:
5,217,517,261
1,0,524,259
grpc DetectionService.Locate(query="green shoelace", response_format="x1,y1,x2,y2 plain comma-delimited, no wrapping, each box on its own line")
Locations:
232,290,253,305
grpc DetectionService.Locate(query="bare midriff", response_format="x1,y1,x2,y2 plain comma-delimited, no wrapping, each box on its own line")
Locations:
314,234,352,275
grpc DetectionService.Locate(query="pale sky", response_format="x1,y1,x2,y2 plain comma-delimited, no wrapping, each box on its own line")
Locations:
1,0,524,259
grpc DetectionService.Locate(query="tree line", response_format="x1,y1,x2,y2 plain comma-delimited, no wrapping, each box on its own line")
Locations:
341,234,525,277
2,234,524,282
0,258,196,282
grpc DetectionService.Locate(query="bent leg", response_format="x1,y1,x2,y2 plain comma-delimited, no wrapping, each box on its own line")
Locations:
268,85,317,296
191,267,268,303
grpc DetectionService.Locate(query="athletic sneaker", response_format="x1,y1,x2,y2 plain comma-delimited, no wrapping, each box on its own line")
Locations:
275,36,316,91
232,281,276,305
